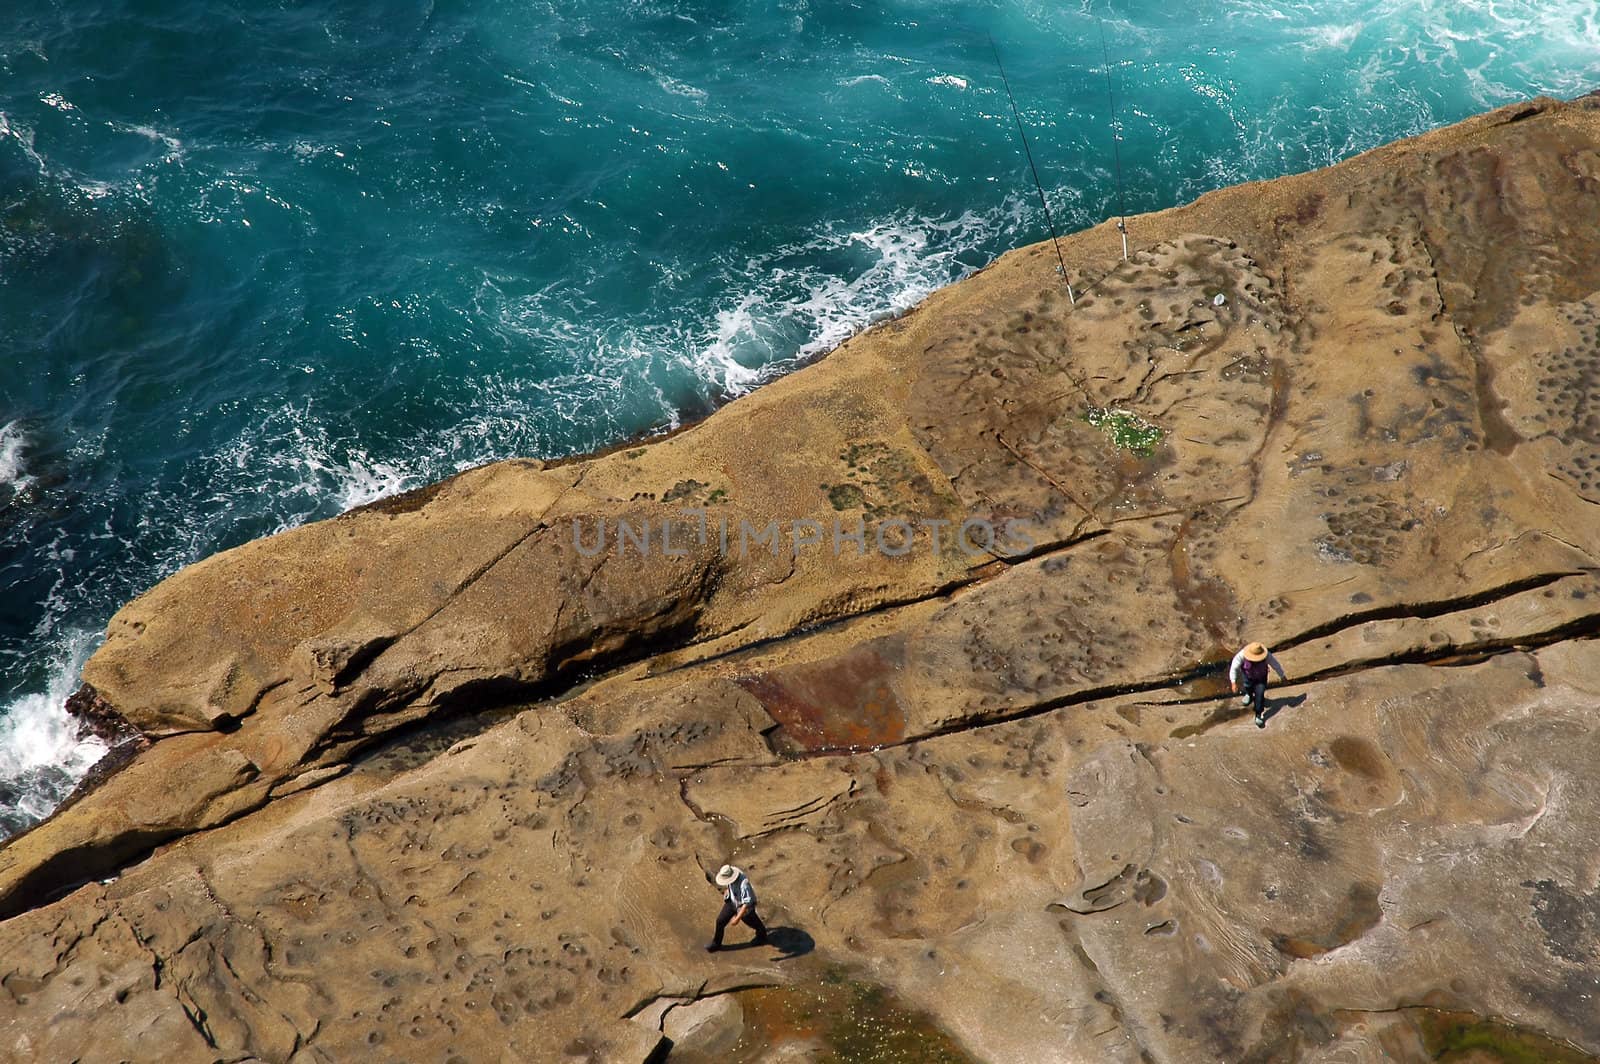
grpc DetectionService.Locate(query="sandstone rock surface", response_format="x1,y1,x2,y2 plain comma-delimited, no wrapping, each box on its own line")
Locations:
3,96,1600,1062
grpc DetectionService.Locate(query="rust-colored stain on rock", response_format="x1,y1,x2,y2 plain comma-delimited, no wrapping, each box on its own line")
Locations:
738,638,907,752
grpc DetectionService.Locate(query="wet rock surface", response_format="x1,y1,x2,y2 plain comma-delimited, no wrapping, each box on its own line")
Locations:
3,97,1600,1062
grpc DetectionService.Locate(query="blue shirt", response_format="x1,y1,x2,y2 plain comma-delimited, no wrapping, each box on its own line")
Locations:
724,875,756,908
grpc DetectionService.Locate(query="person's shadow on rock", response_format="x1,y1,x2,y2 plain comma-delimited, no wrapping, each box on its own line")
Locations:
713,921,812,959
1261,692,1307,725
762,926,813,960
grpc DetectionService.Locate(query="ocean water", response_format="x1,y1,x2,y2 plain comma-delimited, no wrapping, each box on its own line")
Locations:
1,0,1596,835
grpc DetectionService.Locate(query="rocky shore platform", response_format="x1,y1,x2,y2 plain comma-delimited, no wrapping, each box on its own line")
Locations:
4,95,1600,1063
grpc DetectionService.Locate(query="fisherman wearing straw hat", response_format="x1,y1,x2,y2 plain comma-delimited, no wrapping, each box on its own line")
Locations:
706,864,769,952
1230,641,1287,729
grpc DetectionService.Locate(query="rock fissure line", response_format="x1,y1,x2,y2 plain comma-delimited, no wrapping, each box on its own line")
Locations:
1145,616,1600,718
357,519,553,684
215,944,315,1061
1298,615,1600,681
1408,207,1524,456
109,903,228,1055
623,979,784,1028
648,526,1121,683
644,577,973,682
1057,915,1155,1063
1275,569,1586,648
1547,468,1600,507
10,909,111,997
675,777,716,829
792,615,1599,757
995,430,1100,519
1230,357,1293,519
334,464,591,698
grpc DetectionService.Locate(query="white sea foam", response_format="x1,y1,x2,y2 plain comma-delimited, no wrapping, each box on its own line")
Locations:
0,421,31,496
73,178,117,200
654,73,708,102
0,105,176,213
685,196,1036,395
1271,0,1600,105
459,197,1041,441
0,630,108,832
205,407,422,530
287,448,415,515
0,413,442,840
122,122,185,163
473,188,1046,408
0,111,46,174
1297,22,1361,51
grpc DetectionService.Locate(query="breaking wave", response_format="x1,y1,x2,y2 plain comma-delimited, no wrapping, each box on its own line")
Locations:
0,630,107,839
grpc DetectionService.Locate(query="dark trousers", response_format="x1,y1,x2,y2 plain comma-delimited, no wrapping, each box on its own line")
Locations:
1245,679,1267,719
713,900,767,947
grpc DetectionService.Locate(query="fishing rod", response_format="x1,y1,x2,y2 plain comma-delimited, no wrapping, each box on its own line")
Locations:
1098,18,1130,261
988,32,1076,304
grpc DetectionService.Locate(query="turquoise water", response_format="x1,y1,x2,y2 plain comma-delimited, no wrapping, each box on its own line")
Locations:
1,0,1596,832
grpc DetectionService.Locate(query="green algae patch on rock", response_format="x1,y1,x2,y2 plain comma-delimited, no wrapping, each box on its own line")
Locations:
826,482,867,511
693,968,974,1064
1084,407,1164,457
1413,1009,1599,1064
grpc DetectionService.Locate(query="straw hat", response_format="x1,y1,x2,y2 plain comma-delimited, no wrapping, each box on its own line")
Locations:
714,864,743,888
1243,642,1269,662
